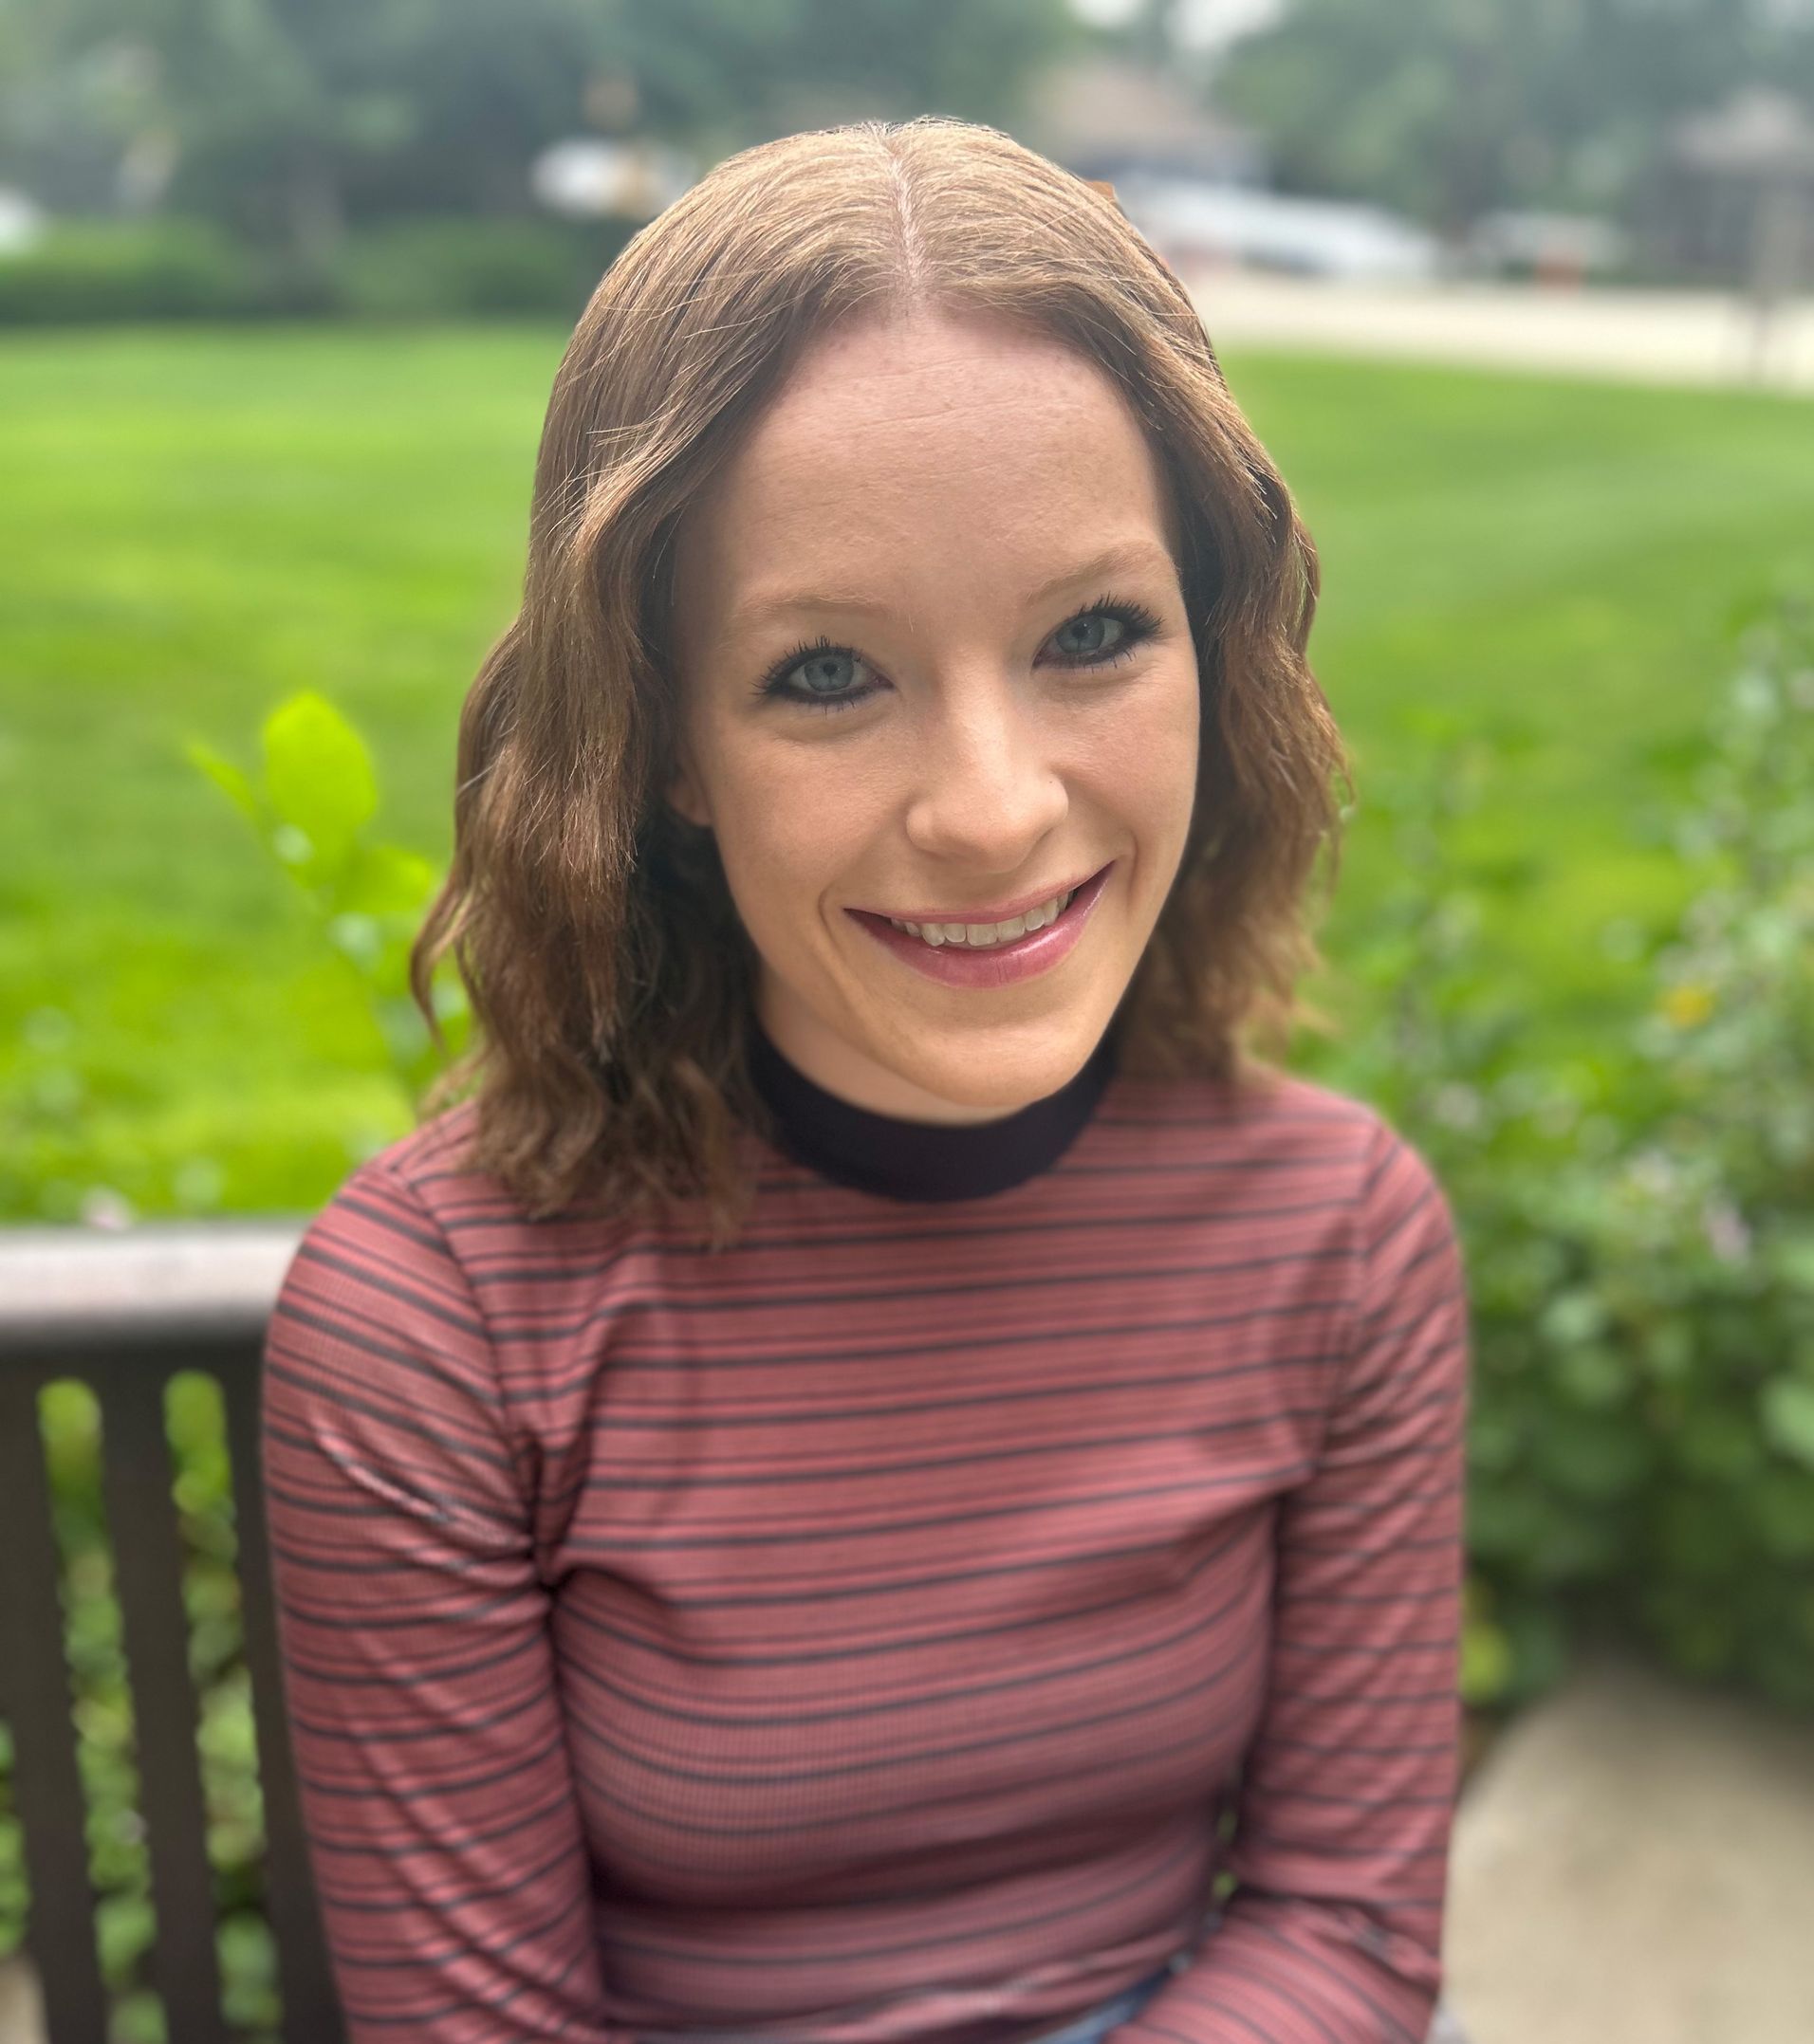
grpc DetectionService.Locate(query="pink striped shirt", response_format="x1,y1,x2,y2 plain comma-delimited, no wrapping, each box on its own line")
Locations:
261,1039,1471,2044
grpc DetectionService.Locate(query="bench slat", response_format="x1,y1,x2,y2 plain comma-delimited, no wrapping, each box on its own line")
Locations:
101,1362,231,2044
0,1366,112,2044
224,1355,346,2043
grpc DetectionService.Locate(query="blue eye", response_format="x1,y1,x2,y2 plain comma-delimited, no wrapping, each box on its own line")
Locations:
1043,598,1162,668
796,649,861,696
753,597,1160,715
757,637,880,714
1050,612,1126,660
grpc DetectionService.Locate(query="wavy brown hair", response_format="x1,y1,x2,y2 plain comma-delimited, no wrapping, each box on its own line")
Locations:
408,116,1351,1246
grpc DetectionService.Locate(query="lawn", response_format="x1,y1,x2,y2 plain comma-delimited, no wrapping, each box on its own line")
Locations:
3,322,1811,1222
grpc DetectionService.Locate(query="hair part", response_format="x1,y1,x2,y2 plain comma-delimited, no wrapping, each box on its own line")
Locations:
408,116,1351,1247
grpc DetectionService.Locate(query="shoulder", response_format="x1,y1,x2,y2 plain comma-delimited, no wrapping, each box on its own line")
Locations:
347,1096,487,1203
1099,1059,1414,1195
1245,1075,1460,1279
1096,1063,1462,1300
1182,1077,1474,1399
281,1101,516,1314
263,1104,538,1519
324,1096,549,1236
293,1096,657,1314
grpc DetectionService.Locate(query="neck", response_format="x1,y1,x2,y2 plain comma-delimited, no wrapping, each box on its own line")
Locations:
744,1010,1119,1203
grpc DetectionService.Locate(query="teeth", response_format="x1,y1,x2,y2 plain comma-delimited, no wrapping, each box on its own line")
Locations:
887,888,1076,947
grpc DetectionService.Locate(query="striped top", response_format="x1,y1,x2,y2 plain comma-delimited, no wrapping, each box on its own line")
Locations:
261,1023,1471,2044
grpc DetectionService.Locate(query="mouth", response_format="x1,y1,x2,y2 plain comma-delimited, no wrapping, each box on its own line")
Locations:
854,864,1111,948
844,862,1115,988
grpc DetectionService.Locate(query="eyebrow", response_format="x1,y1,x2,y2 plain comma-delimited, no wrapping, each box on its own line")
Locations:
724,538,1176,635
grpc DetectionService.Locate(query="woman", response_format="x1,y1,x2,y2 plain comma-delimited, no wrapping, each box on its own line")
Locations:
262,118,1473,2044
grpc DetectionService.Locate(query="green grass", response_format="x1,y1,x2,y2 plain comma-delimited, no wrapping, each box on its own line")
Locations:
3,323,1811,1220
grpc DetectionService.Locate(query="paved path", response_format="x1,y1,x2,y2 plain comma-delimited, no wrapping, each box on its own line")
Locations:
1443,1645,1814,2043
0,1957,41,2044
1181,269,1814,393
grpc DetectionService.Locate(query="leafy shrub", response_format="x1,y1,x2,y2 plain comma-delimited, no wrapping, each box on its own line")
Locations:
0,213,635,325
330,216,627,318
0,219,272,323
1299,593,1814,1713
186,692,469,1099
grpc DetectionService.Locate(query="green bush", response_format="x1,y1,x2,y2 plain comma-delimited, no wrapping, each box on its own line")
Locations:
0,219,271,323
331,216,626,319
0,213,635,325
1299,592,1814,1713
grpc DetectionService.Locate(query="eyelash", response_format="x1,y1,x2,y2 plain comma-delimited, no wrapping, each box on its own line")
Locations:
753,595,1164,717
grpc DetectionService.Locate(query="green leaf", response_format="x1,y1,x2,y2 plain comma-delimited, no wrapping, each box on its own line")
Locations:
261,691,377,858
326,914,385,977
95,1892,155,1979
1459,1613,1513,1705
1554,1342,1630,1409
337,840,438,915
1765,1233,1814,1296
1539,1288,1609,1348
1747,1468,1814,1561
1669,1407,1763,1483
184,738,261,828
1760,1377,1814,1470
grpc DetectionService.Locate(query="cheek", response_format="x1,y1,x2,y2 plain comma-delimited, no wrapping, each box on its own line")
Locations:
1081,659,1201,838
705,746,875,944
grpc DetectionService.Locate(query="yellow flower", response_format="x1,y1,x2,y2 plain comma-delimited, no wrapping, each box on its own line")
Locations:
1661,982,1715,1027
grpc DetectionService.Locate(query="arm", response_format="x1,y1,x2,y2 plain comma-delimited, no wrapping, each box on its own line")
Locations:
261,1160,620,2043
1114,1125,1472,2044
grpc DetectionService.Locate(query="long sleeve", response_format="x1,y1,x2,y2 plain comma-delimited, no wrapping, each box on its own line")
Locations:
1113,1125,1472,2044
260,1160,619,2043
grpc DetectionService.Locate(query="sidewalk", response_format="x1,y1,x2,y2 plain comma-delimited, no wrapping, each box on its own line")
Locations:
1442,1645,1814,2043
1182,270,1814,394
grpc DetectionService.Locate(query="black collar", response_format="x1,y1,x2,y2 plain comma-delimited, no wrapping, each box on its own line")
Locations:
746,1013,1118,1203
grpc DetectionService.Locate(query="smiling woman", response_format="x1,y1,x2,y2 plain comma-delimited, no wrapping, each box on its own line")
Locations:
663,309,1203,1120
260,117,1473,2044
403,115,1345,1233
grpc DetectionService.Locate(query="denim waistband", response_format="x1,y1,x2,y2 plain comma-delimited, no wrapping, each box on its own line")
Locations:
1005,1951,1189,2044
631,1948,1193,2044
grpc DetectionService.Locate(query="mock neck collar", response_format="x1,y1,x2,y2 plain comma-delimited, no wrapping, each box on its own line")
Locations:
745,1013,1118,1203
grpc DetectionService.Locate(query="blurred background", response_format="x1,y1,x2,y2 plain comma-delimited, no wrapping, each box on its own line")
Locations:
1,4,1811,2042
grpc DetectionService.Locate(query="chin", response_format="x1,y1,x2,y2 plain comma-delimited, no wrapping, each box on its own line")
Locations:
887,1018,1103,1115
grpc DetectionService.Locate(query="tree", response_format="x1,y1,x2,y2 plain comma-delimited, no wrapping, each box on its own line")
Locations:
1212,0,1814,238
1,0,1082,260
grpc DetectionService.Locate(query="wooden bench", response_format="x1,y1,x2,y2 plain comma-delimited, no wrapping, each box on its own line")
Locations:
0,1222,342,2044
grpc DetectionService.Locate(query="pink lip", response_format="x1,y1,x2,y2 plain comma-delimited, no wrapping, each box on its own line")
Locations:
861,868,1105,927
845,862,1114,989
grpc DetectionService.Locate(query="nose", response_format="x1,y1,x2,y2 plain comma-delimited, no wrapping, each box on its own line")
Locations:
900,669,1069,874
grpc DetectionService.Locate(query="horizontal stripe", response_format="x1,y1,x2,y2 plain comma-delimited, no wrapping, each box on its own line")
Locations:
260,1068,1468,2042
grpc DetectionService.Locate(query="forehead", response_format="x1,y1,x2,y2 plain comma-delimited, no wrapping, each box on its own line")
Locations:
676,308,1176,614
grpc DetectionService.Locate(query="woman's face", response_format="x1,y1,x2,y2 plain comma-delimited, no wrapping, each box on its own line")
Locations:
667,306,1201,1123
